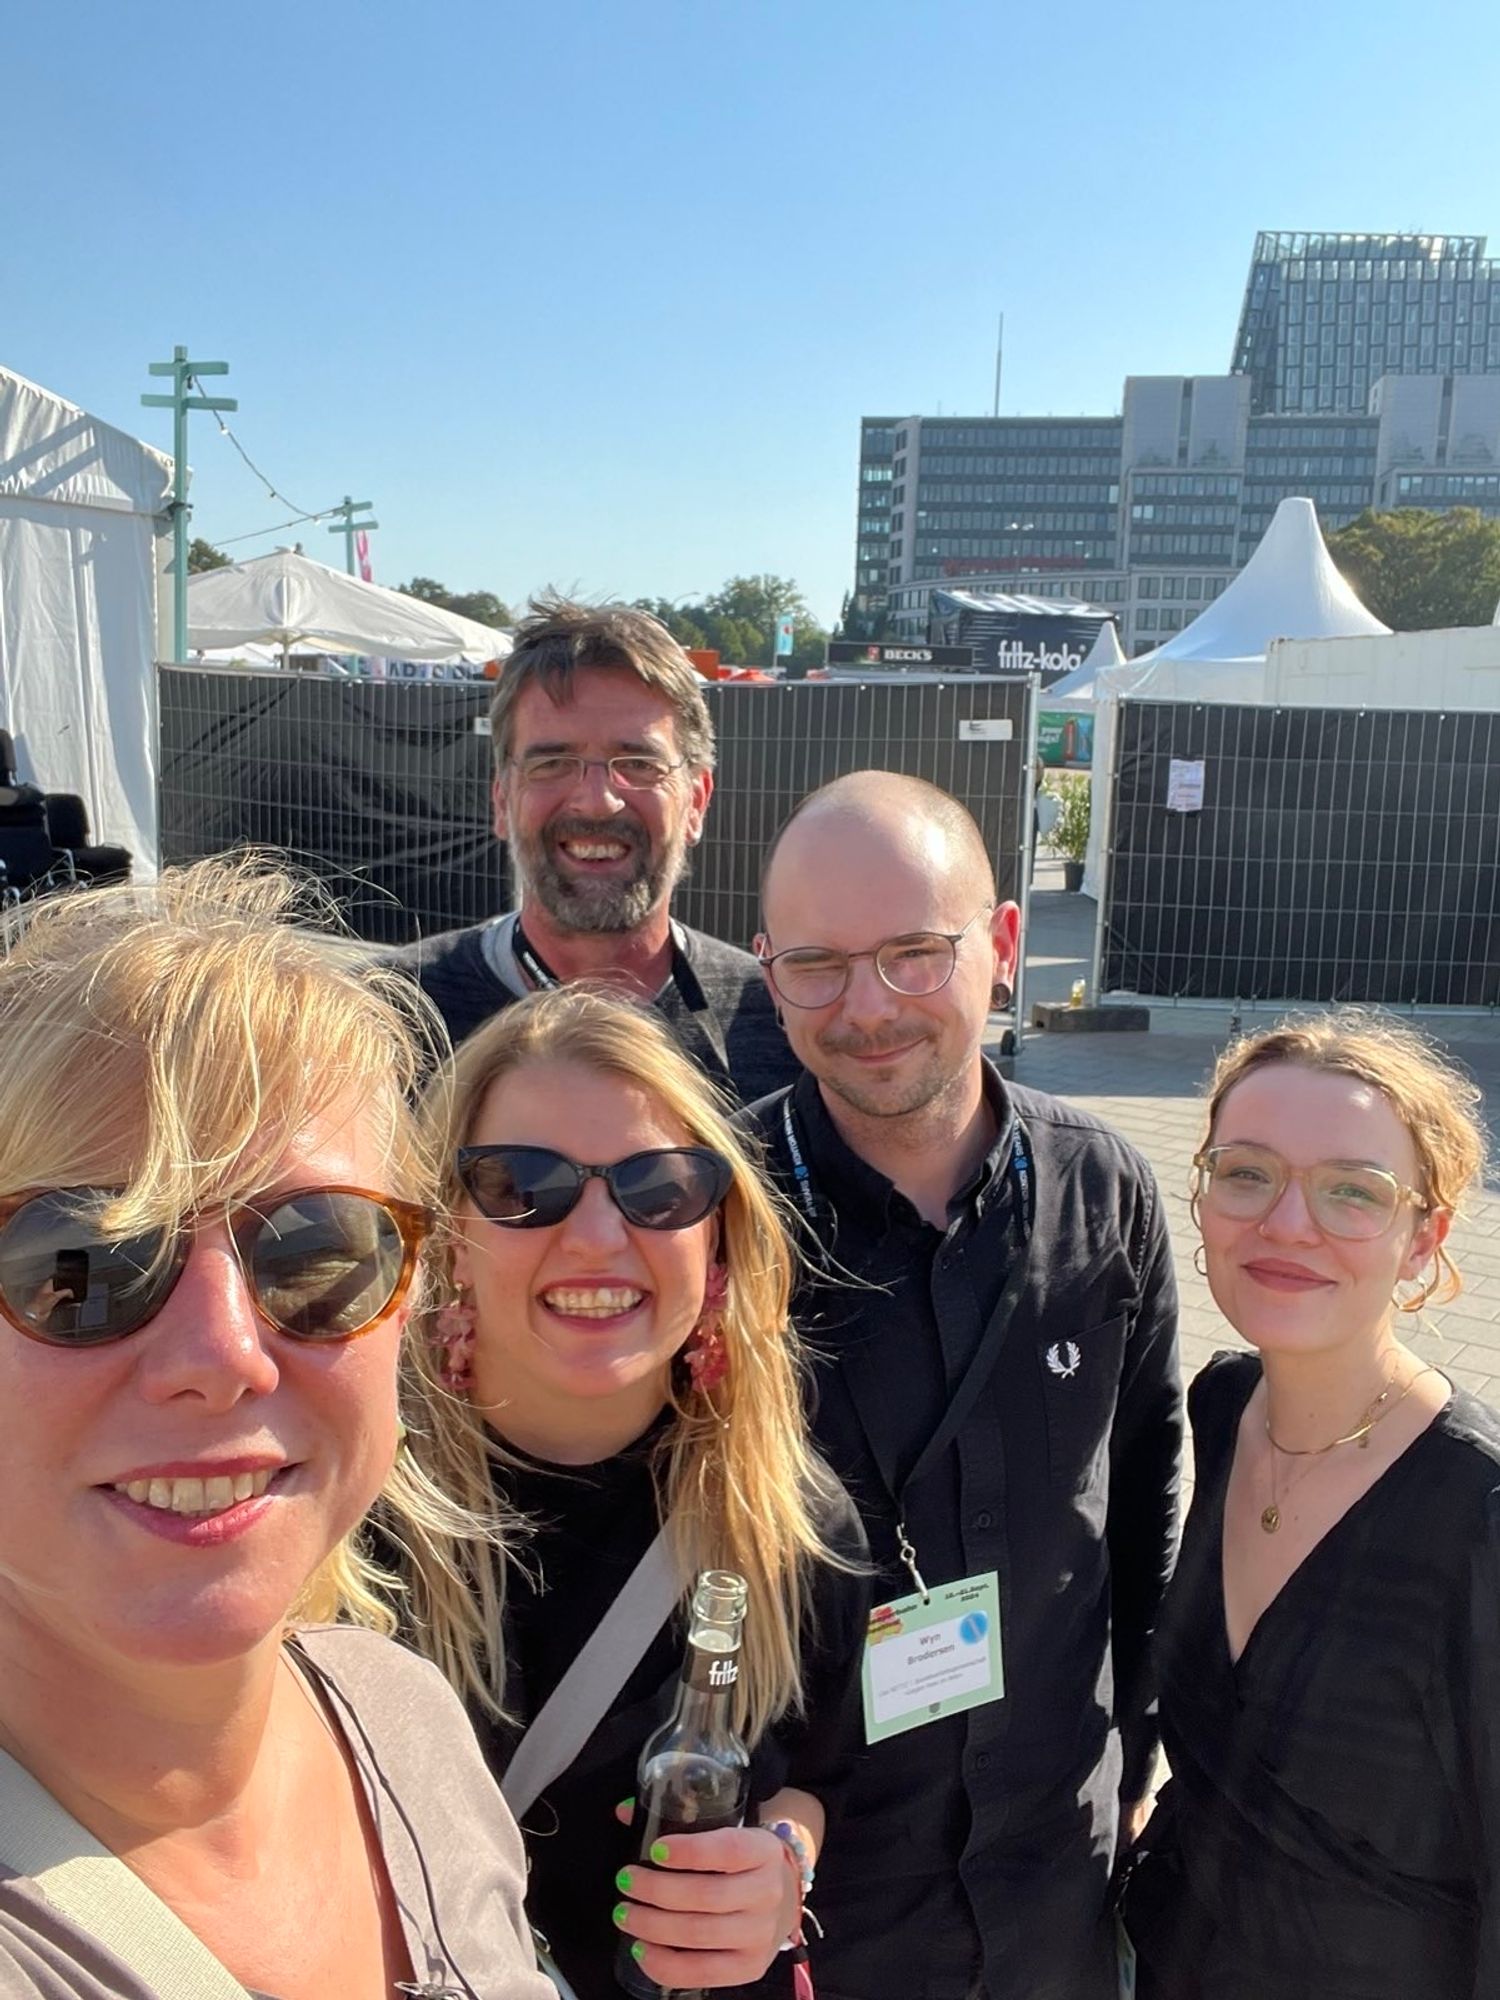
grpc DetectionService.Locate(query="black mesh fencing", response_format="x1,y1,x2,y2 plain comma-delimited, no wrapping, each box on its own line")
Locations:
158,668,1033,953
1099,699,1500,1006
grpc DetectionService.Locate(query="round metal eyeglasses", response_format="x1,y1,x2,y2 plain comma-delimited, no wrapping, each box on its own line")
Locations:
758,909,991,1011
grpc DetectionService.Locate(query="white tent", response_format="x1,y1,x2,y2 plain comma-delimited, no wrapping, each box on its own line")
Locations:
0,365,173,871
186,549,510,666
1042,618,1126,706
1096,496,1389,705
1082,497,1388,897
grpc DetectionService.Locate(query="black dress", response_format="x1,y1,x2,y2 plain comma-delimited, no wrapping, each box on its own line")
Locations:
474,1420,870,2000
1123,1350,1500,2000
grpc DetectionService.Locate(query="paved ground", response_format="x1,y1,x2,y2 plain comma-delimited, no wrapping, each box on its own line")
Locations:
1004,860,1500,1406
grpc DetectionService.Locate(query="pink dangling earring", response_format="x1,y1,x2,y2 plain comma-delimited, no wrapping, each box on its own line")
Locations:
432,1291,477,1394
683,1263,730,1393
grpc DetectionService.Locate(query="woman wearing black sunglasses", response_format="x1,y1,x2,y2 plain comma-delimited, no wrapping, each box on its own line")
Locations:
1121,1014,1500,2000
0,861,551,2000
394,986,869,2000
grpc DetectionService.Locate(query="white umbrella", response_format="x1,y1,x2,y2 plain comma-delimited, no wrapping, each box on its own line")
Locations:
186,549,510,667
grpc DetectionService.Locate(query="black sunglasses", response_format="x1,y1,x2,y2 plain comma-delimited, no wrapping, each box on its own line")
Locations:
456,1145,732,1232
0,1186,430,1349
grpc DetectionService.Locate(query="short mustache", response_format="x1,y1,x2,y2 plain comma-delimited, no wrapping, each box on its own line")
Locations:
821,1027,931,1057
546,815,645,848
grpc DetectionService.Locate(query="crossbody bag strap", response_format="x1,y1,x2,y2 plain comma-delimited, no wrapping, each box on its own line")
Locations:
0,1744,254,2000
501,1522,682,1823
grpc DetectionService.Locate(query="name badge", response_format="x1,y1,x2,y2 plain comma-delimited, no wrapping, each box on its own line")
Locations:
860,1572,1003,1743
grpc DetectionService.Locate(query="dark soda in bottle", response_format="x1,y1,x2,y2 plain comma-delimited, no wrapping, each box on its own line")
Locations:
615,1570,751,2000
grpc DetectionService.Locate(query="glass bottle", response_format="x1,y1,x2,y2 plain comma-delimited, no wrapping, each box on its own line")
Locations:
615,1570,751,2000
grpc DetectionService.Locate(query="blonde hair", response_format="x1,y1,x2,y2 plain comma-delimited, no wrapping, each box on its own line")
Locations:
1204,1009,1486,1307
0,857,499,1638
399,985,850,1740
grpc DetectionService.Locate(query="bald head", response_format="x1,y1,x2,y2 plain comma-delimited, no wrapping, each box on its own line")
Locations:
761,772,997,917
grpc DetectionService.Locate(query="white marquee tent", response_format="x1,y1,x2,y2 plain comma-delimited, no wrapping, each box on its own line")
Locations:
1043,617,1126,706
1081,496,1389,896
0,365,173,870
186,549,510,666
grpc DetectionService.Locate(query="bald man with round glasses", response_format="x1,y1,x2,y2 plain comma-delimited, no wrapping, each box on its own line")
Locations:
745,772,1183,2000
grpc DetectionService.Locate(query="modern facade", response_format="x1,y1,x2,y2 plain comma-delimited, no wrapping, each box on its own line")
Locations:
1232,233,1500,416
852,234,1500,651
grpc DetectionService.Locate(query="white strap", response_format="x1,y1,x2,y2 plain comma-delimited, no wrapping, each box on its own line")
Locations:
0,1744,253,1999
502,1524,681,1822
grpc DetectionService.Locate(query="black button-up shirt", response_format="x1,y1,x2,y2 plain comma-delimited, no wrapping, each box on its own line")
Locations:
743,1063,1183,2000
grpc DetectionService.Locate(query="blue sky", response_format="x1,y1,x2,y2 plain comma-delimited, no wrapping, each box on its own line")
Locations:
6,0,1497,623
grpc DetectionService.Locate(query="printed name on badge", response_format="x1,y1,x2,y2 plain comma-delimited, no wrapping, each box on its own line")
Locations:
860,1572,1004,1744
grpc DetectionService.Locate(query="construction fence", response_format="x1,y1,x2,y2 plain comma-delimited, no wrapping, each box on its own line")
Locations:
1097,699,1499,1008
157,666,1035,969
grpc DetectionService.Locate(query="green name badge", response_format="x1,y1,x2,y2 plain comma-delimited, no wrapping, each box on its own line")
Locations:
860,1571,1003,1744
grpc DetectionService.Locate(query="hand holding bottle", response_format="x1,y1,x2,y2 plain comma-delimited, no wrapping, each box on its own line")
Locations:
613,1824,800,1990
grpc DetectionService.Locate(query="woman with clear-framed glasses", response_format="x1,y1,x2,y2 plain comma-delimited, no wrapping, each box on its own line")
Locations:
391,986,868,1999
1120,1012,1500,2000
0,860,551,1999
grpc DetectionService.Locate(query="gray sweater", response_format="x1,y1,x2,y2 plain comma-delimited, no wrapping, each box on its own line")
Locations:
0,1627,551,2000
392,912,799,1106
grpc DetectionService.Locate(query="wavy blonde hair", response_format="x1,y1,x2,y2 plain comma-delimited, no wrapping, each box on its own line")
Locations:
398,985,850,1741
1204,1009,1487,1308
0,856,498,1638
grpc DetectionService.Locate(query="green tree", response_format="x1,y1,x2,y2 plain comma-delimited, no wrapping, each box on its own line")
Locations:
1327,508,1500,631
633,578,829,670
397,576,513,628
188,537,230,573
706,576,828,669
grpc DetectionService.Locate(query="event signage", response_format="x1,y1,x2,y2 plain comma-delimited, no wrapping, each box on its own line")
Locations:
826,640,976,668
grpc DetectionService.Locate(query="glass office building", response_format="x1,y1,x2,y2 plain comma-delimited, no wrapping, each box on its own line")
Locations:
850,232,1500,647
1232,233,1500,417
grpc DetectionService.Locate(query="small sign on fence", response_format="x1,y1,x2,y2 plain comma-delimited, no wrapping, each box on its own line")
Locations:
1165,758,1205,813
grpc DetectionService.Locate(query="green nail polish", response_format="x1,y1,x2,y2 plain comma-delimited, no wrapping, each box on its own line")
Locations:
615,1868,633,1894
612,1902,629,1929
650,1839,669,1866
630,1941,646,1963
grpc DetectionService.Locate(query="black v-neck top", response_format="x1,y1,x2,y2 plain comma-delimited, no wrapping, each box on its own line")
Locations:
1125,1350,1500,2000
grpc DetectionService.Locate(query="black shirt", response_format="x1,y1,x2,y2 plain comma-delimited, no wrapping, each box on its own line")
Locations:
475,1421,870,2000
391,917,799,1106
742,1063,1182,2000
1125,1352,1500,2000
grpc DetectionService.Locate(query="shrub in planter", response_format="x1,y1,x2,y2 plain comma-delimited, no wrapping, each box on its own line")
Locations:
1043,774,1091,891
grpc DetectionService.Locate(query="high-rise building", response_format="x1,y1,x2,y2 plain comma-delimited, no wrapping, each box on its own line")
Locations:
1231,232,1500,416
849,233,1500,649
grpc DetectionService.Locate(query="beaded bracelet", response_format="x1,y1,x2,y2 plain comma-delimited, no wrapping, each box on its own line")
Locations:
765,1816,817,1899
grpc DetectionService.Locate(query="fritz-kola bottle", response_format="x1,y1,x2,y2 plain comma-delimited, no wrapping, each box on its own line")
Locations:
615,1570,752,2000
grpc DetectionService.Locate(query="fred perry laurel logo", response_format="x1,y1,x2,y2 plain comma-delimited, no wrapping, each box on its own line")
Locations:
1046,1340,1082,1380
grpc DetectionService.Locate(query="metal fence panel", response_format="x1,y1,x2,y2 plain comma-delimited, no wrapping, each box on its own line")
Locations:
1100,700,1500,1006
159,669,1033,953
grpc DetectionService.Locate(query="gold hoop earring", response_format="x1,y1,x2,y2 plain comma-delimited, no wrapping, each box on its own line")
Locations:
1193,1243,1208,1278
1394,1255,1441,1315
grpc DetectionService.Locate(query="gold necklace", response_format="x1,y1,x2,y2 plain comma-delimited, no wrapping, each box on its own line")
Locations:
1260,1366,1430,1534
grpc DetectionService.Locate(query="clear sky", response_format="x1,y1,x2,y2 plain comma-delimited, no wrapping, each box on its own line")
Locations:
5,0,1497,624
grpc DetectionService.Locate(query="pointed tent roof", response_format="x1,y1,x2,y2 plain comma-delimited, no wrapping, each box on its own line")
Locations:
1043,618,1126,703
1097,496,1389,703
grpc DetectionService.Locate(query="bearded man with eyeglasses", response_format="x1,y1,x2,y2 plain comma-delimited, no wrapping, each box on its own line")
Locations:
393,593,797,1105
744,771,1183,2000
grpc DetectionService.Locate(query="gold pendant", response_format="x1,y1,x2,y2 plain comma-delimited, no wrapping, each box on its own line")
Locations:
1260,1504,1281,1534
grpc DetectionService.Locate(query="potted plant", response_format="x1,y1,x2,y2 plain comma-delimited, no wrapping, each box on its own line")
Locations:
1044,773,1090,892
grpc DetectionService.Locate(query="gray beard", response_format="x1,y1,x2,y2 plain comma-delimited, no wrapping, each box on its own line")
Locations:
514,818,689,935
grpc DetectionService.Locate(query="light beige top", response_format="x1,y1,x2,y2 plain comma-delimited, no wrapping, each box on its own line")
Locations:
0,1625,552,2000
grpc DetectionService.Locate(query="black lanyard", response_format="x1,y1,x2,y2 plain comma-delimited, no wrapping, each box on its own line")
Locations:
782,1092,1034,1601
512,917,733,1089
